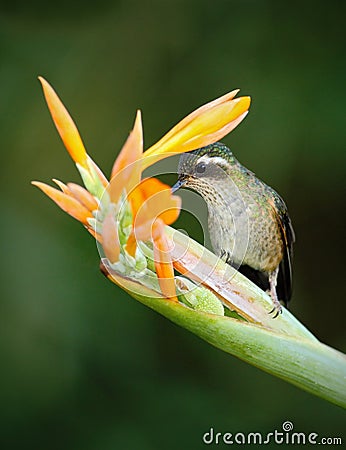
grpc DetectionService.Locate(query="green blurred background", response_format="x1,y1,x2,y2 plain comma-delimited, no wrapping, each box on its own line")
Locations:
1,0,345,448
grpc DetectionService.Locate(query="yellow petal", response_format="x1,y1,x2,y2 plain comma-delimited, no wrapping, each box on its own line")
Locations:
142,93,251,170
38,77,89,169
32,181,92,225
146,89,239,151
108,110,143,202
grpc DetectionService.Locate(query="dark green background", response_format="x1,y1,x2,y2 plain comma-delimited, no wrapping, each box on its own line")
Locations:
1,1,345,448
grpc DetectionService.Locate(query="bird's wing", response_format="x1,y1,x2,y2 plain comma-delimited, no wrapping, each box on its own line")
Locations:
269,191,295,306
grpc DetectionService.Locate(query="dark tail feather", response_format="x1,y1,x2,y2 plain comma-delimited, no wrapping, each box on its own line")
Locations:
276,254,292,307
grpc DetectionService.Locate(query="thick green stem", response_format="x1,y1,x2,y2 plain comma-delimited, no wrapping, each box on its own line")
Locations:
123,279,346,407
105,272,346,408
145,298,346,408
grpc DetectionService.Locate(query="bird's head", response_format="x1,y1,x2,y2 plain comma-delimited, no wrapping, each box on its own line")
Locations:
172,142,238,194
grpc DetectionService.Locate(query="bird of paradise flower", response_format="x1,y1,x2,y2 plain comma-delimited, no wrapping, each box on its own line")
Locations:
33,77,250,304
32,78,346,408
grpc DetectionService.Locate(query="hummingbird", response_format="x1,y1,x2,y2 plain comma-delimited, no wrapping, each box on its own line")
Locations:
172,142,295,317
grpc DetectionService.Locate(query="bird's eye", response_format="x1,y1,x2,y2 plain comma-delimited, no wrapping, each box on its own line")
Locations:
195,162,206,175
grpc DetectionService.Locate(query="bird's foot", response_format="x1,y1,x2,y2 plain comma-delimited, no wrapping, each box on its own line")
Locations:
220,250,233,265
267,267,282,318
267,299,282,318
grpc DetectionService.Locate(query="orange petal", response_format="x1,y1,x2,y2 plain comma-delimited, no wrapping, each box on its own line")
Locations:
109,110,143,202
157,194,181,225
125,231,137,257
152,220,178,301
52,178,71,195
142,93,251,169
87,227,103,243
67,183,99,211
131,178,181,228
111,110,143,179
139,191,181,227
32,181,92,225
38,77,89,169
126,179,181,264
101,212,120,263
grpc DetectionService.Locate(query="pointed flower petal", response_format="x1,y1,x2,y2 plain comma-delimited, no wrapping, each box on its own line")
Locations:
142,92,251,169
52,178,71,195
67,183,99,211
111,110,143,179
147,89,239,150
32,181,92,225
109,110,143,202
38,77,89,169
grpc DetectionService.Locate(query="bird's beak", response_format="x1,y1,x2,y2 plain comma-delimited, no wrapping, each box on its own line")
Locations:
171,177,187,193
